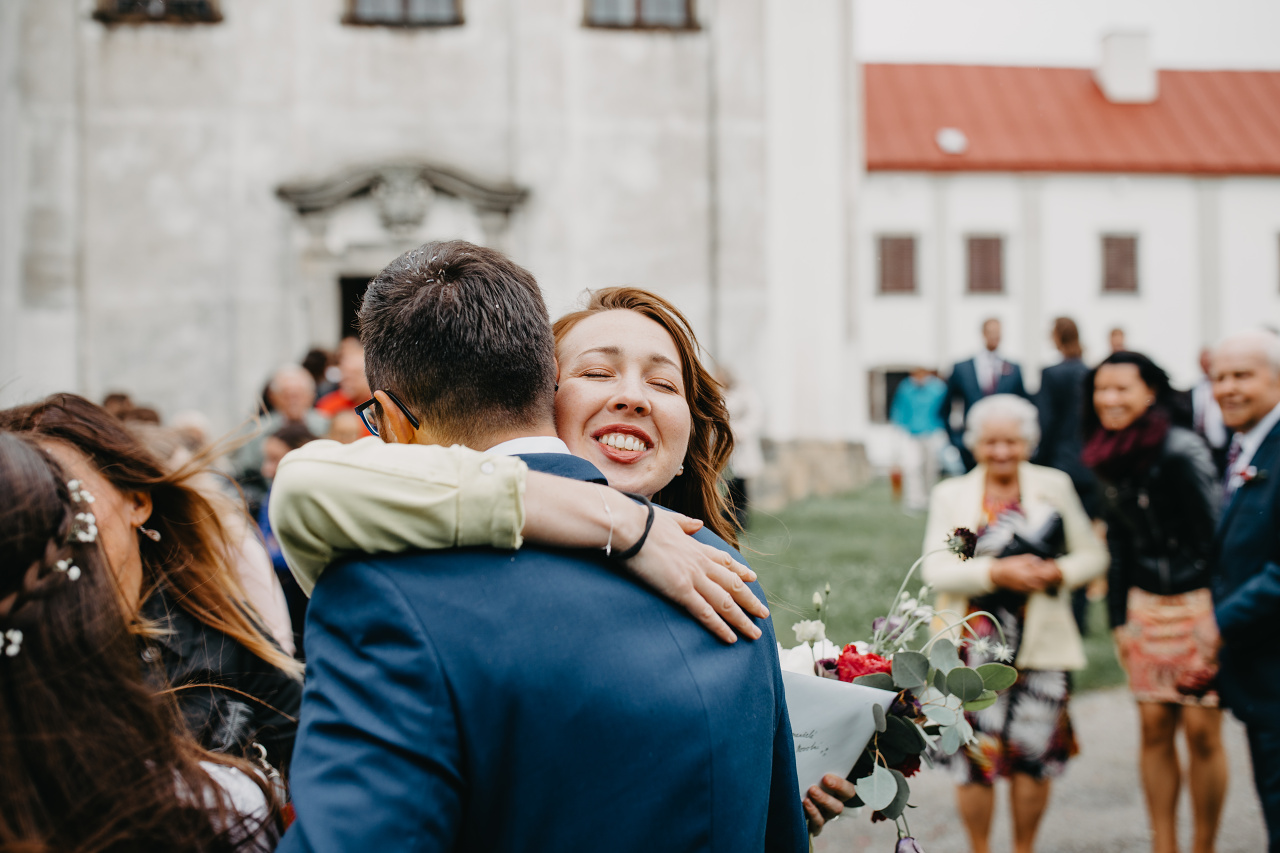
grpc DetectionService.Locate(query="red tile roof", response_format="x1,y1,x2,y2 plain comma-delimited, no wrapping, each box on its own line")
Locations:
865,64,1280,175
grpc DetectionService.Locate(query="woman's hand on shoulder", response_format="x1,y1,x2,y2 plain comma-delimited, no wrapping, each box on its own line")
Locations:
623,508,768,644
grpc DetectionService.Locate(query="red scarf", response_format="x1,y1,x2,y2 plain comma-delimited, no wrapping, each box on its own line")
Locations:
1082,407,1170,481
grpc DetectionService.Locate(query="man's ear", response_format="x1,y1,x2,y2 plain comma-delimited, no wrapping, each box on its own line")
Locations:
373,390,419,444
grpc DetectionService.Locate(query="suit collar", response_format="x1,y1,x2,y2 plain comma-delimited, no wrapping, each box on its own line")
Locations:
518,453,608,484
1218,419,1280,536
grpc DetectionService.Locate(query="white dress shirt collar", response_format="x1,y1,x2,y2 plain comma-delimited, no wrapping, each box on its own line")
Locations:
1227,400,1280,491
485,435,572,457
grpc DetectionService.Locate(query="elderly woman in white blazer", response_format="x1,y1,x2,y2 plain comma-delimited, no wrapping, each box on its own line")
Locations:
922,394,1107,853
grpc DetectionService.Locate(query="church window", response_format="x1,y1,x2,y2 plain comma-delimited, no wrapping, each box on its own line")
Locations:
1102,235,1139,293
966,236,1004,294
345,0,463,27
585,0,696,30
877,236,917,294
93,0,222,24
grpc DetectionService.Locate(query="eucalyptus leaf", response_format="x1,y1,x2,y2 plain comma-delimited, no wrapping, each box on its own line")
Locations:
892,651,930,690
854,673,895,692
932,668,949,695
962,689,999,712
929,639,963,674
976,662,1018,691
858,763,899,811
872,703,888,733
879,769,912,820
923,702,958,727
939,723,964,755
883,715,927,752
946,667,986,702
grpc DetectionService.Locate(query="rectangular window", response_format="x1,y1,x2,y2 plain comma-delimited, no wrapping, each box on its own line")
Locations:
966,236,1004,294
877,236,917,294
94,0,222,24
585,0,695,29
345,0,462,26
1102,235,1139,293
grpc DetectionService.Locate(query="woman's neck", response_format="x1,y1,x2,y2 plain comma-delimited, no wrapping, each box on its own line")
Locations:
984,469,1020,498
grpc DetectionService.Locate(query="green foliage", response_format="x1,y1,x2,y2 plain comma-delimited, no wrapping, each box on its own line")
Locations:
929,639,963,674
945,667,986,702
976,662,1018,691
853,672,894,691
892,652,930,689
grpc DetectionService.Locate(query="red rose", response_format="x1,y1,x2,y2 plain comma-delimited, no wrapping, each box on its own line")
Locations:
837,645,893,683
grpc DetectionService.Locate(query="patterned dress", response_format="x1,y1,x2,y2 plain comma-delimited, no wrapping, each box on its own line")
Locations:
947,494,1079,785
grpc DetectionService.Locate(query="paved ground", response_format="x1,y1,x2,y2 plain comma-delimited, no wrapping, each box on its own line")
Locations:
815,688,1267,852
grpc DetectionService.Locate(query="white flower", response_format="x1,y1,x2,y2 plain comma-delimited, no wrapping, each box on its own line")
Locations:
968,636,993,656
993,643,1015,663
898,597,919,615
777,643,820,675
3,629,22,657
812,591,824,610
67,480,81,491
793,620,827,644
67,566,81,581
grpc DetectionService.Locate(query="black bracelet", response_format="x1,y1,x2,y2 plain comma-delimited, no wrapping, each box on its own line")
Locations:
611,493,655,561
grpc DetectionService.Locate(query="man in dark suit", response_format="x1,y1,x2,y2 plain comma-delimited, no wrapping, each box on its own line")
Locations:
1033,318,1100,632
943,317,1029,470
277,242,810,853
1211,329,1280,851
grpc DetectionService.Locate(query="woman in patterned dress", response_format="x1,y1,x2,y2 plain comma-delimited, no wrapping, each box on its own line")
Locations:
922,394,1109,853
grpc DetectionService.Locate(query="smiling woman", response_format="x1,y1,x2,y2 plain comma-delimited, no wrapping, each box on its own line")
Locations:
553,288,738,545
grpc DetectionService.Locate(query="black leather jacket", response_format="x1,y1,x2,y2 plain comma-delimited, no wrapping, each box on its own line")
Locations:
140,586,302,774
1099,427,1220,629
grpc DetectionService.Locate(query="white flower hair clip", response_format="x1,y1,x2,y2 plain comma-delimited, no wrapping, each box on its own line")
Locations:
55,558,82,582
67,480,99,544
4,629,22,657
68,480,96,505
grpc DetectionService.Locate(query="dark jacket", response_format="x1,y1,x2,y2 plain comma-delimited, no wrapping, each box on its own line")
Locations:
1098,426,1219,629
1034,358,1100,517
140,586,302,773
942,356,1029,470
1213,419,1280,725
280,452,807,853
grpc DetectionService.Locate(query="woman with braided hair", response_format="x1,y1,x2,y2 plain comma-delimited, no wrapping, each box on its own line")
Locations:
0,394,302,774
0,432,280,851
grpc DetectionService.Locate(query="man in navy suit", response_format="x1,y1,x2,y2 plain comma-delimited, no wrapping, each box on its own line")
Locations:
277,242,810,853
1211,329,1280,851
942,318,1029,470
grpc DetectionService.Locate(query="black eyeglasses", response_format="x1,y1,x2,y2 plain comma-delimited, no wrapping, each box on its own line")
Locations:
355,391,420,438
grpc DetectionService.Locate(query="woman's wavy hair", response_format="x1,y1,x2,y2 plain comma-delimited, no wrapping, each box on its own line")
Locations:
1082,350,1190,436
0,432,277,851
553,288,739,546
0,394,300,677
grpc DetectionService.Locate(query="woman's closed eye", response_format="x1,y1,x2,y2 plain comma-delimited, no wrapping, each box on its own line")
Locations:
648,378,681,394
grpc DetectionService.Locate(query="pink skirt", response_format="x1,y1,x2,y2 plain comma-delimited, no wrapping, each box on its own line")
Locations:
1117,587,1219,707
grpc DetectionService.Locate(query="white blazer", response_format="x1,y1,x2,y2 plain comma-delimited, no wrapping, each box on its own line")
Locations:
921,462,1109,671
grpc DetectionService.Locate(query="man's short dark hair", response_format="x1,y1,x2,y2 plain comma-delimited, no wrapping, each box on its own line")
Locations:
358,240,556,445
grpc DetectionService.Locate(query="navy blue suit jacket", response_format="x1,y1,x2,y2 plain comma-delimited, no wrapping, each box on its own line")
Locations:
279,453,807,853
1033,359,1099,517
942,356,1028,467
1213,421,1280,726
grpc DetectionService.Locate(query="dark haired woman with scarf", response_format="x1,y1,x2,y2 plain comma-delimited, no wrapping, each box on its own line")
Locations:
1083,350,1225,853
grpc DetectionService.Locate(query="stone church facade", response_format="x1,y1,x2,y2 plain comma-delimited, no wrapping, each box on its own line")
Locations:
1,0,871,505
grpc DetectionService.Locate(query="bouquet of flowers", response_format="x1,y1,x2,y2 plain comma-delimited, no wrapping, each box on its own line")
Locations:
779,529,1017,850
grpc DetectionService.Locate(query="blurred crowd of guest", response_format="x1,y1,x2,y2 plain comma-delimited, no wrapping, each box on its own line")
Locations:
906,320,1280,853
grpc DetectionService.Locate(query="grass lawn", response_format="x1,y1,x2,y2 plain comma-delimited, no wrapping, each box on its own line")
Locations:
743,479,1127,693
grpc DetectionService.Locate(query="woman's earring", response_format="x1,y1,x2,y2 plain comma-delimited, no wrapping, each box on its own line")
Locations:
677,466,685,475
138,526,161,542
